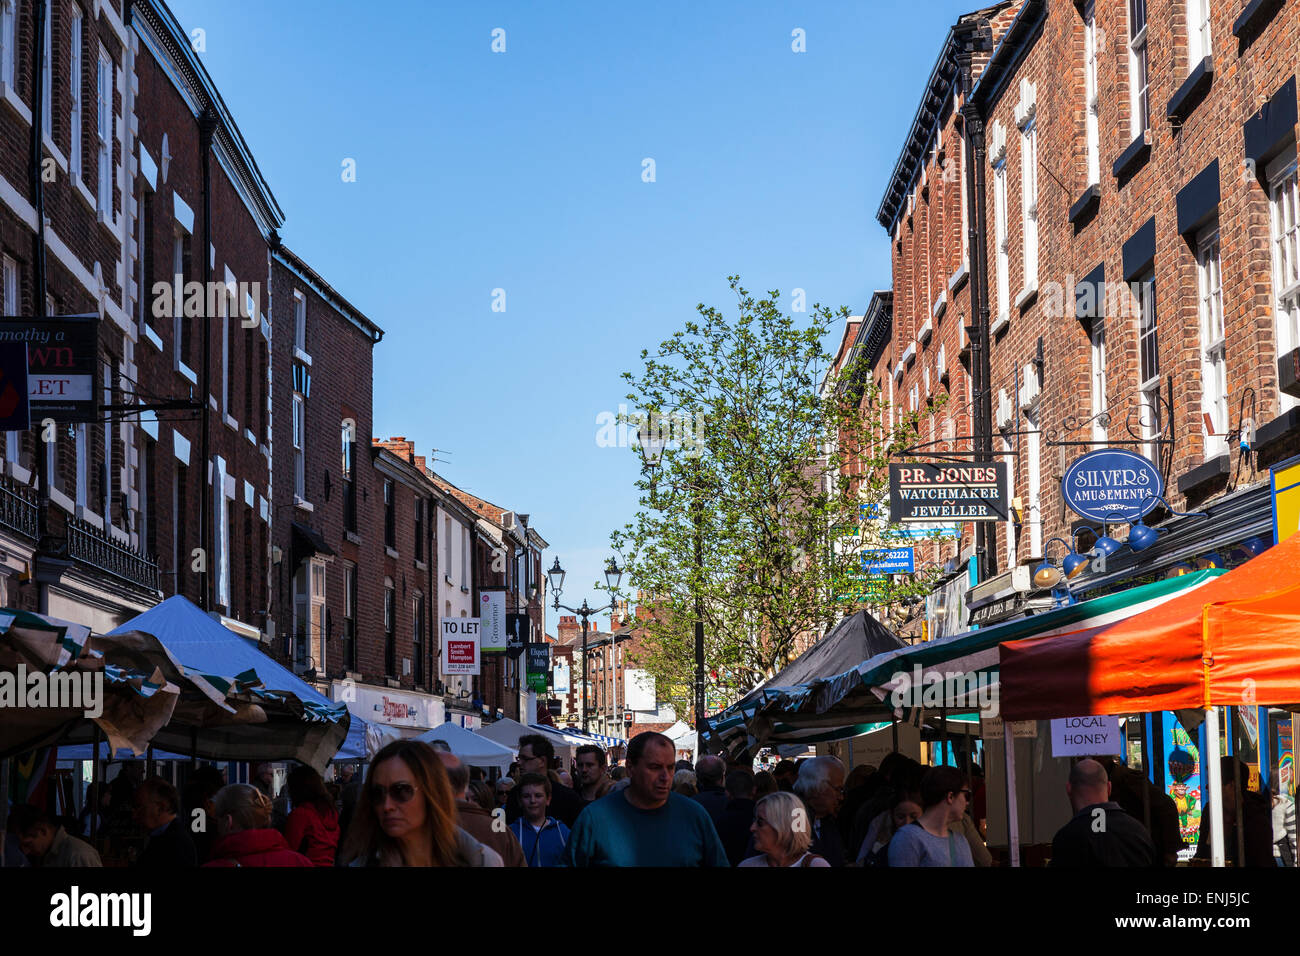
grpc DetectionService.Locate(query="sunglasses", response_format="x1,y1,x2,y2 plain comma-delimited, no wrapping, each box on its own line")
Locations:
955,789,972,799
369,782,419,804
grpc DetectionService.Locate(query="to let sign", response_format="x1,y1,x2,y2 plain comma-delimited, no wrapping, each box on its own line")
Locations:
889,463,1009,523
0,316,98,423
441,619,480,675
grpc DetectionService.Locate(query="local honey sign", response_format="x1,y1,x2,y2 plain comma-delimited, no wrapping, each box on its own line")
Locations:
888,462,1009,523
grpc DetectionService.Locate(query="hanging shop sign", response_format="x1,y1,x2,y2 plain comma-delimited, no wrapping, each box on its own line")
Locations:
0,342,30,431
441,619,480,675
888,463,1009,523
479,589,506,653
526,643,550,693
1271,455,1300,544
1061,448,1163,523
862,547,914,575
0,316,98,423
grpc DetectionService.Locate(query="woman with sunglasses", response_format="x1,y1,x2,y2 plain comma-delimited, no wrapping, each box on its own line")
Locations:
340,740,503,867
739,792,830,867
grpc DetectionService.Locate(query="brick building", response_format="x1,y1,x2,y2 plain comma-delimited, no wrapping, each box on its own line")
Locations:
267,243,383,695
867,0,1300,629
0,0,280,638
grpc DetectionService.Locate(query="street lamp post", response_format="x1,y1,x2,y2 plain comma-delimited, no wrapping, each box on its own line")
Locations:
549,556,622,734
637,431,709,748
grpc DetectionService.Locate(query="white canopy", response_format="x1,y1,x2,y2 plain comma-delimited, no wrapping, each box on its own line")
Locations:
415,721,515,771
663,720,697,756
476,718,575,763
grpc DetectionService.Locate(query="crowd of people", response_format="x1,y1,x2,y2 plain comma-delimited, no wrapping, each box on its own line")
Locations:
3,730,1292,867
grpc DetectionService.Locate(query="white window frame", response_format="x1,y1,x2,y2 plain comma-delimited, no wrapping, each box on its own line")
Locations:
310,558,327,671
993,159,1010,324
221,290,232,416
70,6,82,179
74,423,88,510
96,47,112,216
1196,226,1227,457
1186,0,1212,65
1090,318,1109,444
1024,409,1043,559
1084,0,1100,186
102,359,112,522
1002,436,1017,566
1269,154,1300,412
2,254,17,468
0,0,16,90
443,513,452,578
1128,0,1150,138
293,289,306,353
292,393,305,500
1019,118,1039,293
462,525,469,585
1135,272,1162,459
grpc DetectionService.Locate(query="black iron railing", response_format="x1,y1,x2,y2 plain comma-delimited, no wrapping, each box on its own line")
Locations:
67,515,160,592
0,473,38,540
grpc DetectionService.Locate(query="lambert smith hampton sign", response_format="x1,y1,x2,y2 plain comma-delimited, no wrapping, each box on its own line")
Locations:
1061,448,1164,523
888,463,1009,523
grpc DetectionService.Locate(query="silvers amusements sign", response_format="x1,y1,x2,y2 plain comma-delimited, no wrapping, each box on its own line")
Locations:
888,463,1009,523
1060,448,1164,523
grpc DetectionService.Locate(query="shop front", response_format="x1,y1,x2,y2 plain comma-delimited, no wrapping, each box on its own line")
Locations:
331,681,445,739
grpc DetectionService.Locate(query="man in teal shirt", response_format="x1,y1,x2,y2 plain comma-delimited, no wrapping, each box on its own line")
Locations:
564,732,729,867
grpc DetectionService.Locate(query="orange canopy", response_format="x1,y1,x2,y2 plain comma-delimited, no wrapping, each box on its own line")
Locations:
1000,531,1300,720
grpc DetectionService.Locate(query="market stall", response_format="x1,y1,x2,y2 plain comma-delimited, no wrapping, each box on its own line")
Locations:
1000,530,1300,866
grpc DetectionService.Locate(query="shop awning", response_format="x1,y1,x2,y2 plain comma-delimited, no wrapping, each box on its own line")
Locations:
1000,533,1300,719
291,521,336,561
704,570,1224,756
415,721,515,770
86,595,352,771
0,609,181,759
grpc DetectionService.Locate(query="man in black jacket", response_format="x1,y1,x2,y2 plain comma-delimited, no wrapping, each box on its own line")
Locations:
506,734,584,827
716,770,758,866
692,756,728,831
1051,759,1155,867
132,777,197,868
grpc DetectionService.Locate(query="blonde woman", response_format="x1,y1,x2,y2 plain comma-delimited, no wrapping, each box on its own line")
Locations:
202,785,312,867
740,791,830,867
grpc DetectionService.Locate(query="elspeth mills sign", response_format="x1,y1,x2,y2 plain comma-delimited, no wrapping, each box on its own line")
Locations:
888,463,1009,523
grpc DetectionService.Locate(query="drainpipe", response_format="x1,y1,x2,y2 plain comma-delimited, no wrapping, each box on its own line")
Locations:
198,109,217,610
956,20,996,582
30,0,51,614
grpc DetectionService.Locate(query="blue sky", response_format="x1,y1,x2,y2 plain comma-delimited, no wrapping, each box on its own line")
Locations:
170,0,978,626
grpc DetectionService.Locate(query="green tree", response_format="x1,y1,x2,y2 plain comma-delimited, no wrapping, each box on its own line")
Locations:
609,277,945,723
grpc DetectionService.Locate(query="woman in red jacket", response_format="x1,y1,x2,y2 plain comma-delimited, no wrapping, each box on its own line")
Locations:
284,765,340,867
202,785,312,867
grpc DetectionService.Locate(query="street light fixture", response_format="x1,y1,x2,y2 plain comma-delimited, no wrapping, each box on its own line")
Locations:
550,555,623,734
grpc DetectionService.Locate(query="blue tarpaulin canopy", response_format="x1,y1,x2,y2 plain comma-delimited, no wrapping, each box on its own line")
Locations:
58,595,355,770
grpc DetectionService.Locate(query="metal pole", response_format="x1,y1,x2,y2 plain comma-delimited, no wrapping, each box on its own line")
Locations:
198,110,217,611
892,715,899,754
692,461,705,740
581,612,589,733
90,724,102,844
1004,723,1019,867
1205,706,1224,867
940,703,949,766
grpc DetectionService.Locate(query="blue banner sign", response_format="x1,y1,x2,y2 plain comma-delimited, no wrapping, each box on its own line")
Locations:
862,547,914,575
1061,448,1164,523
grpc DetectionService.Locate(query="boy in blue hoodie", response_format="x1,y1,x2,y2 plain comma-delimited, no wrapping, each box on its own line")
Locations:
510,773,571,867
